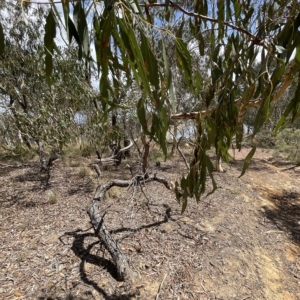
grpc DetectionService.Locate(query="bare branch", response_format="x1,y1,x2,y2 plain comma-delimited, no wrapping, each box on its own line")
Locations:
92,140,134,165
176,137,190,172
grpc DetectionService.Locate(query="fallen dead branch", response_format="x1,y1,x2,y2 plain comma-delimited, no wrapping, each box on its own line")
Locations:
87,160,172,281
92,140,134,165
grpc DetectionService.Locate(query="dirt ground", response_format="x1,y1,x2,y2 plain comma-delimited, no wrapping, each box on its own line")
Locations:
0,148,299,300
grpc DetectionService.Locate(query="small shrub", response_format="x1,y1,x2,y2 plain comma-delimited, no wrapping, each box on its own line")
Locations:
274,128,300,164
81,144,95,158
255,129,276,148
17,252,26,262
78,167,88,178
49,193,58,204
68,160,81,168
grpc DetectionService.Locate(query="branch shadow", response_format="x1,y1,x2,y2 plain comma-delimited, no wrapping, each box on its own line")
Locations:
62,231,138,300
110,219,169,242
262,189,300,244
12,165,52,190
229,158,271,172
67,180,95,196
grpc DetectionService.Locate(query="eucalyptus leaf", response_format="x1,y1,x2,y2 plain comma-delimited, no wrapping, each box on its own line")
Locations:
0,21,4,56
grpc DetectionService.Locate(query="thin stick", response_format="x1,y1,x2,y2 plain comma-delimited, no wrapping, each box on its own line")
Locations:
155,273,168,300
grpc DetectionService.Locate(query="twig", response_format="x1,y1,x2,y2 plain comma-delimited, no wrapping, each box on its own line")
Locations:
91,164,102,184
176,137,190,172
155,273,168,300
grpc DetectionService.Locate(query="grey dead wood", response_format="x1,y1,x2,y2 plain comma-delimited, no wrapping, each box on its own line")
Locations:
87,144,172,281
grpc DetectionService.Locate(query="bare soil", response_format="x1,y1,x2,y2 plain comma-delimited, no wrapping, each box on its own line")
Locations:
0,148,299,300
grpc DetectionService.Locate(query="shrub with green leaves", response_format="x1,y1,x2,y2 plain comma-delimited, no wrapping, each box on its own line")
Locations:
274,128,300,164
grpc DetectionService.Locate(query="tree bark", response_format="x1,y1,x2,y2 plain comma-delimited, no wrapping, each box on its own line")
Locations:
141,132,150,178
215,153,224,172
123,138,131,158
37,140,48,171
87,169,172,281
88,201,134,281
171,123,178,156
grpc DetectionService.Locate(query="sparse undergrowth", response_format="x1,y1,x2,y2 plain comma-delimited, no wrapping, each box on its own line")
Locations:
0,148,299,299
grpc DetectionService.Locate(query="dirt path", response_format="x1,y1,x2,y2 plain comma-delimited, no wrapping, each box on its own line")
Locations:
225,149,300,300
0,149,299,299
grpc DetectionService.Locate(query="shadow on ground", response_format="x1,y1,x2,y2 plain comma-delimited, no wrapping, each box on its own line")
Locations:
61,230,138,300
262,189,300,244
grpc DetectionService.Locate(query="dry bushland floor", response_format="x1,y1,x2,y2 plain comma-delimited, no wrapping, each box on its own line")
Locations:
0,148,300,299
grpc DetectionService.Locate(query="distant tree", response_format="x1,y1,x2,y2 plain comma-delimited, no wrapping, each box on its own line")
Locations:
0,1,98,169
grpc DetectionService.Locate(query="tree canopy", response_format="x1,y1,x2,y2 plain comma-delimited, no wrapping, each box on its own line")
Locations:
1,0,300,208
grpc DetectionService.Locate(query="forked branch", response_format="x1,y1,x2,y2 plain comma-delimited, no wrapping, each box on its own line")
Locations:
92,140,134,165
88,163,172,281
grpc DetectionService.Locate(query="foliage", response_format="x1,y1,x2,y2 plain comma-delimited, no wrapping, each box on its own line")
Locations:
0,2,99,158
274,128,300,164
1,0,300,210
254,129,276,149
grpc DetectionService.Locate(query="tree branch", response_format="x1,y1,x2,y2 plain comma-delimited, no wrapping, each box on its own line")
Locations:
140,1,266,49
92,140,134,165
88,168,172,281
171,60,298,121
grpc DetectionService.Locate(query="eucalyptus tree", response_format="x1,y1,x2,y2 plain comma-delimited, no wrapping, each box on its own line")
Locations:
35,0,300,202
0,1,98,168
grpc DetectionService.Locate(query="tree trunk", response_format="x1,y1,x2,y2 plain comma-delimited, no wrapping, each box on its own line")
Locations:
123,138,131,158
122,113,130,158
141,131,149,178
215,153,224,172
37,140,48,171
171,123,178,156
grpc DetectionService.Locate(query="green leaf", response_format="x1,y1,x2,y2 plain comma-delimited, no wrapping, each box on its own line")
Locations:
240,146,256,177
181,197,188,214
204,154,217,196
217,0,224,38
226,0,231,21
295,46,300,64
116,17,150,95
44,9,56,85
62,0,70,34
243,7,254,25
51,0,65,30
176,18,185,38
197,31,205,56
137,97,149,134
271,59,286,92
68,17,80,44
206,118,217,145
234,0,241,19
275,74,300,132
140,31,159,93
0,21,4,56
253,96,270,135
275,100,295,133
162,41,172,90
175,39,193,90
93,16,101,69
165,0,170,11
73,1,89,57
